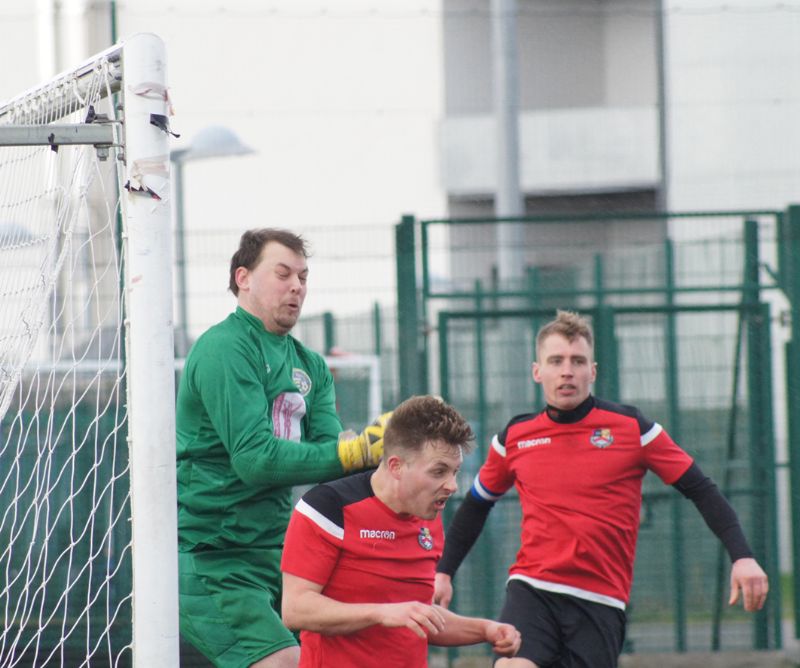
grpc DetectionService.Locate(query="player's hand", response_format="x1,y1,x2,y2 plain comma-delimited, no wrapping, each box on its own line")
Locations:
337,411,392,472
485,621,521,657
729,557,768,612
375,601,446,639
433,572,453,608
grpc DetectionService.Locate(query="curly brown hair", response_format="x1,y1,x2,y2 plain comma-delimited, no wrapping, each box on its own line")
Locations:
383,395,475,456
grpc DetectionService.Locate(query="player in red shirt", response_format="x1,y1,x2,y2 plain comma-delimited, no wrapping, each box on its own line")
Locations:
280,395,521,667
434,310,769,668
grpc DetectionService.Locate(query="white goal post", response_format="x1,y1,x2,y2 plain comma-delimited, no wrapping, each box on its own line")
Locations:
0,33,178,667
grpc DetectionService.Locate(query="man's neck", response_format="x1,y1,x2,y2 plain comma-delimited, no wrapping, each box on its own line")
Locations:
545,394,595,423
236,303,288,336
369,467,407,516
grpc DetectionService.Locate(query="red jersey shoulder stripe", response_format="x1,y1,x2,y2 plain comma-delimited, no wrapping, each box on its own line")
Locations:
491,434,506,457
641,422,663,446
295,498,344,540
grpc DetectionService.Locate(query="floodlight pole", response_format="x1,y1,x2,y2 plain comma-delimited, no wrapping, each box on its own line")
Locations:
491,0,529,412
492,0,524,258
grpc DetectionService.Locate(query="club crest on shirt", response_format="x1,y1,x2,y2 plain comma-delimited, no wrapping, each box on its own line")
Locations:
590,428,614,449
418,527,434,551
292,368,312,396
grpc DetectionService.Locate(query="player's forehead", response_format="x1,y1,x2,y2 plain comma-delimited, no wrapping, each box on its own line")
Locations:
258,241,308,272
416,439,463,467
538,333,593,360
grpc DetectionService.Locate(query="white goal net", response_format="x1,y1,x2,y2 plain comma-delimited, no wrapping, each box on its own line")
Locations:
0,34,177,667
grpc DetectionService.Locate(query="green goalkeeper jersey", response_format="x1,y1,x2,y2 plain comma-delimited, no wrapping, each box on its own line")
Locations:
176,306,345,552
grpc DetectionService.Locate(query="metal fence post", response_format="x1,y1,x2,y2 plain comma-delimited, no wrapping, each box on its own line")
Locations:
372,302,382,358
593,251,619,401
742,219,779,648
664,238,687,651
323,311,335,354
396,215,424,398
783,205,800,641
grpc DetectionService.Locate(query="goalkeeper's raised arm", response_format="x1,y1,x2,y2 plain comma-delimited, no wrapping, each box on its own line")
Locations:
176,228,393,668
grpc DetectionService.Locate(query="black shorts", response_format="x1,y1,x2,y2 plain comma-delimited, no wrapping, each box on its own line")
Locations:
495,579,626,668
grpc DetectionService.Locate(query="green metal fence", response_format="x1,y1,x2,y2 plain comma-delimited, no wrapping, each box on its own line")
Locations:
393,208,800,659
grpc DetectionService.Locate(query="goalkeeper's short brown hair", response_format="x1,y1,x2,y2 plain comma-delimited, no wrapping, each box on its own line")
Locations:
229,228,309,295
383,395,474,457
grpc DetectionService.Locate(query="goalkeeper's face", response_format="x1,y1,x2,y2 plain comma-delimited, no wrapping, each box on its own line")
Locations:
236,241,309,335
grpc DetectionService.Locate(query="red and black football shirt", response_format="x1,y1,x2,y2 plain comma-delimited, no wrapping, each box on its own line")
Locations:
281,470,443,667
473,395,693,609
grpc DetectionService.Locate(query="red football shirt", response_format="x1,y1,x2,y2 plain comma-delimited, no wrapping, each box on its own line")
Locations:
281,470,443,667
474,396,692,609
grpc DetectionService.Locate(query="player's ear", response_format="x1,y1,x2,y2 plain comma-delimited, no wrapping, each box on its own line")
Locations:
532,361,541,383
386,454,404,479
234,266,249,292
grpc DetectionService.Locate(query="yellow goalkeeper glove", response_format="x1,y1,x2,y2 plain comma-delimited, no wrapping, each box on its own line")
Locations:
337,411,393,472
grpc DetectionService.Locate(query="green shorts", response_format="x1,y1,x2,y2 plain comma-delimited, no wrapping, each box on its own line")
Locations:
179,548,297,668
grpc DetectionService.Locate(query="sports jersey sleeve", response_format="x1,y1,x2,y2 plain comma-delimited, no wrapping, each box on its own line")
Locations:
281,485,343,585
473,433,517,501
185,333,343,487
673,462,754,561
637,414,693,485
437,494,492,576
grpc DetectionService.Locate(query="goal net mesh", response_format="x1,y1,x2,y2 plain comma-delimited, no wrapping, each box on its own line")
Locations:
0,54,132,666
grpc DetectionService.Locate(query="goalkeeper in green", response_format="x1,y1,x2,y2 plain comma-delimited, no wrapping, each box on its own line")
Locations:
176,228,390,668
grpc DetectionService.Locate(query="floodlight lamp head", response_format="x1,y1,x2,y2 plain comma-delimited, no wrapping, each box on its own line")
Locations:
175,125,255,162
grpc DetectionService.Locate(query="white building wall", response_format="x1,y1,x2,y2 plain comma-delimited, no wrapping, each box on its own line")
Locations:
440,106,658,196
665,0,800,211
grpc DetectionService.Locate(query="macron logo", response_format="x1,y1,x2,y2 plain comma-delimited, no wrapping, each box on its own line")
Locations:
360,529,396,540
517,437,551,449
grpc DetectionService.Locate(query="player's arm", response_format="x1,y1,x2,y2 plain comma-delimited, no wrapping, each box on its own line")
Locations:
673,462,768,611
434,491,494,607
189,339,389,485
435,434,513,607
281,572,447,638
428,606,520,657
438,491,495,571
